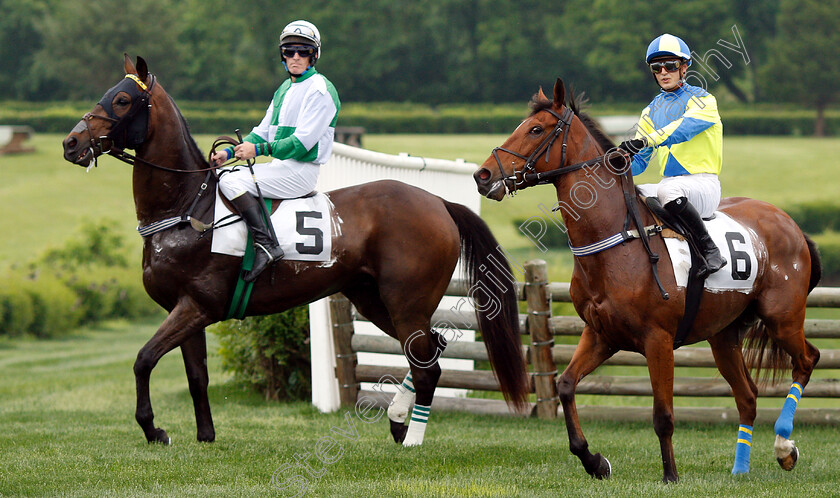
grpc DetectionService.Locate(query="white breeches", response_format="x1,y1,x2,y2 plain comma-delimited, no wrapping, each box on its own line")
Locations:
218,158,320,200
637,173,721,219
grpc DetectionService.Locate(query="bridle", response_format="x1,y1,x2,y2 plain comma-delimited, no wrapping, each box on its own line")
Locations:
488,104,670,301
80,73,228,174
490,107,573,195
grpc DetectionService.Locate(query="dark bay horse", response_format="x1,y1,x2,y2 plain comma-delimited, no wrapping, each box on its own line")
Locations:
61,55,528,446
474,78,821,482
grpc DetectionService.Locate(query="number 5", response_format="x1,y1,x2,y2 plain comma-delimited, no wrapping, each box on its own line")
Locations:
295,211,324,255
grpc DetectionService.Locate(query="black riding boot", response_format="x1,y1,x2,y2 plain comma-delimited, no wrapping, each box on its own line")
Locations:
664,196,727,278
231,194,284,282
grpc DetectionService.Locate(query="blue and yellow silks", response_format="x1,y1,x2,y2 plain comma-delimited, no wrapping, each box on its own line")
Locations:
631,83,722,178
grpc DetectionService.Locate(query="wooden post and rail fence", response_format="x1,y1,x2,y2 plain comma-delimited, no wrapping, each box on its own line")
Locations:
328,260,840,425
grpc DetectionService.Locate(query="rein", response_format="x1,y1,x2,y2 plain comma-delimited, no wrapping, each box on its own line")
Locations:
491,107,573,194
82,73,236,174
493,106,669,300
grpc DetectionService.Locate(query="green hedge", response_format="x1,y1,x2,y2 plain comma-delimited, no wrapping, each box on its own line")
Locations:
211,307,311,401
3,101,837,135
0,220,162,338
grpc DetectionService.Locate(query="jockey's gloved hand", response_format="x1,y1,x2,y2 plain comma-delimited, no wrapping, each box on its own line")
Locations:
618,138,648,155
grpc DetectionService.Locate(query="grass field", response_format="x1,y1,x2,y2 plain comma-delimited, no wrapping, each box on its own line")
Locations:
1,319,839,497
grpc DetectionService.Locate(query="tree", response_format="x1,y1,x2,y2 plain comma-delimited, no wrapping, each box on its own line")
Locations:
761,0,840,136
30,0,182,100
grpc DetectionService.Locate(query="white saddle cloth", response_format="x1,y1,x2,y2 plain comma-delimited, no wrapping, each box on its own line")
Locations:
210,189,334,262
664,211,758,292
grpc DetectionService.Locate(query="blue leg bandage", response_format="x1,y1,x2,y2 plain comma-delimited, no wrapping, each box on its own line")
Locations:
731,424,753,474
774,383,802,439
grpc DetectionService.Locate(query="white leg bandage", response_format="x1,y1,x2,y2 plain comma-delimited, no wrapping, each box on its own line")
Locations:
387,372,415,423
403,403,431,447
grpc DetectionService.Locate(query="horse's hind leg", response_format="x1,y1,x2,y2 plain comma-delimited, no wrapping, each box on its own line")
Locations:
342,284,415,444
557,325,615,479
180,331,215,442
769,325,819,470
757,301,820,470
135,299,210,444
708,326,758,474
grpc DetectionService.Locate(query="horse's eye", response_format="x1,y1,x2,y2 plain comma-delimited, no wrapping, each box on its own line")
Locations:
530,126,543,135
116,97,130,107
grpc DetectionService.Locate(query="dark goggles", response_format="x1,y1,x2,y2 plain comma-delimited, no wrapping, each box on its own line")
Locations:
281,45,316,58
649,60,682,73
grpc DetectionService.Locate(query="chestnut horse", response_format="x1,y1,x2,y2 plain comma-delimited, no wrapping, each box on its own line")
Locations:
62,55,528,446
474,78,821,482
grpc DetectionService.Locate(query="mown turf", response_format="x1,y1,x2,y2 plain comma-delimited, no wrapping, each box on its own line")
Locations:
1,320,838,497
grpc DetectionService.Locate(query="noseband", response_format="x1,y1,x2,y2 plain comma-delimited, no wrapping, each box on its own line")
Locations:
82,74,155,165
490,107,574,195
78,74,223,174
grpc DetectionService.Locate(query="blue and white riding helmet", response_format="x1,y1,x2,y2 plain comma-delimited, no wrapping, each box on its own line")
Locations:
645,34,692,67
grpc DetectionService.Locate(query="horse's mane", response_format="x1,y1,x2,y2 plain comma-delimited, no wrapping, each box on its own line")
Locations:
529,89,616,153
167,95,213,169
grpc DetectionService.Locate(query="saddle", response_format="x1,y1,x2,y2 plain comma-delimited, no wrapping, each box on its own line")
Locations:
639,192,711,350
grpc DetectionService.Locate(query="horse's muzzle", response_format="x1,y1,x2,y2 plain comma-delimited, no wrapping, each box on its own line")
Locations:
62,129,94,167
473,167,506,201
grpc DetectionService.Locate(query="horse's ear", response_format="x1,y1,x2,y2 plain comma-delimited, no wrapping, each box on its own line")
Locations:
537,87,548,102
553,78,566,109
124,53,136,75
136,56,149,82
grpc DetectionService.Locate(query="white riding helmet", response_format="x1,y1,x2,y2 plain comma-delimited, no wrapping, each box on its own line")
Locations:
279,20,322,61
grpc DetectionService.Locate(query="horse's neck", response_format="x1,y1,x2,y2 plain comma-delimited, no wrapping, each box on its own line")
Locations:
132,103,212,226
553,125,628,251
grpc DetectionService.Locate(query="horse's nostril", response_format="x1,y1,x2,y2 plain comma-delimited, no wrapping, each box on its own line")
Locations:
478,169,491,181
66,137,77,149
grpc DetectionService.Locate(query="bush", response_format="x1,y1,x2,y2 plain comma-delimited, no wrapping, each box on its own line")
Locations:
0,218,162,338
0,274,34,337
212,307,311,401
5,101,837,135
513,217,570,251
21,273,80,338
785,202,840,234
810,232,840,286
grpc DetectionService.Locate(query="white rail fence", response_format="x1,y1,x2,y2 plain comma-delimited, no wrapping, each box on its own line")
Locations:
309,143,481,412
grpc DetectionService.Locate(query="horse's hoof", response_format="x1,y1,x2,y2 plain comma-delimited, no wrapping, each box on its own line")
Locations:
197,431,215,443
591,453,611,480
390,419,408,444
777,445,799,471
149,428,171,445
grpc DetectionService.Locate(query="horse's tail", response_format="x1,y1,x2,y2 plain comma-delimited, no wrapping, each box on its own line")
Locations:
443,200,529,412
744,233,822,383
805,233,822,293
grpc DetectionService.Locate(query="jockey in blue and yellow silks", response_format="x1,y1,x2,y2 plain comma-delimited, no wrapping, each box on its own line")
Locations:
618,33,726,278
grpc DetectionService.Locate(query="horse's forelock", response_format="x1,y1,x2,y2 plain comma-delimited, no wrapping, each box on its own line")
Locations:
528,93,555,116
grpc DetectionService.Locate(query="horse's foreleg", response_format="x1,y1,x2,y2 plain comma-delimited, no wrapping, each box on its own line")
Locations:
708,329,758,474
557,326,615,479
180,331,215,442
135,300,209,444
644,333,678,483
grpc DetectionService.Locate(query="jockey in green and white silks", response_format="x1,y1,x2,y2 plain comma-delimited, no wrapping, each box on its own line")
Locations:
219,68,340,200
618,33,727,279
212,20,340,282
